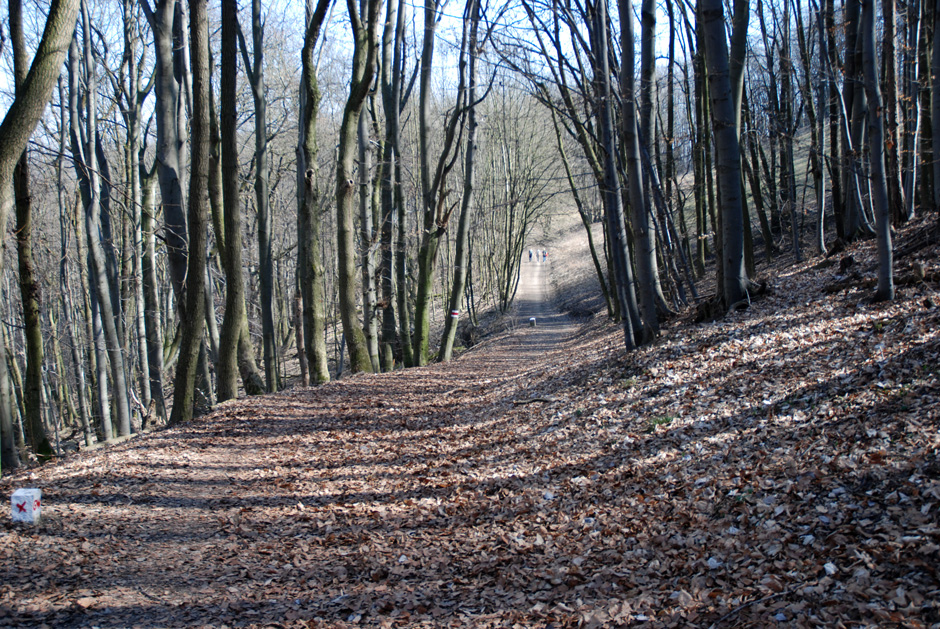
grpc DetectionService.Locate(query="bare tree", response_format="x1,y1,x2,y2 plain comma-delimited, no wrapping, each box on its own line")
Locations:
11,0,53,458
297,0,334,385
170,0,210,424
0,0,79,471
862,0,894,300
335,0,381,373
700,0,747,308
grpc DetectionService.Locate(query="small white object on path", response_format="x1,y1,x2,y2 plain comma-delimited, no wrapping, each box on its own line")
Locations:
11,488,41,524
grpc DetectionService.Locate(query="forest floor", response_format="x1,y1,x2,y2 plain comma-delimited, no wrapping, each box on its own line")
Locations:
1,215,940,628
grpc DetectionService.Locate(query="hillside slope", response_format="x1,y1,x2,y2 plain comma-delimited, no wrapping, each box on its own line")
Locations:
0,218,938,628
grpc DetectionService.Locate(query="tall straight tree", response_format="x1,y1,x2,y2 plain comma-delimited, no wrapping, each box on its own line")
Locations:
141,0,189,312
0,0,79,471
413,0,473,365
378,0,406,370
335,0,381,373
11,0,53,458
699,0,747,308
619,0,658,343
237,0,279,391
217,0,249,402
297,0,333,384
862,0,894,300
73,0,133,438
439,0,484,362
378,0,415,368
170,0,211,424
596,0,640,350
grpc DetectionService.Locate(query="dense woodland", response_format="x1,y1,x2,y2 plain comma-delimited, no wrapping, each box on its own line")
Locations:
0,0,927,467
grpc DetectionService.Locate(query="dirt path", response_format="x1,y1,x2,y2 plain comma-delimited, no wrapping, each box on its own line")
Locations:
0,255,588,628
3,220,940,628
471,256,577,369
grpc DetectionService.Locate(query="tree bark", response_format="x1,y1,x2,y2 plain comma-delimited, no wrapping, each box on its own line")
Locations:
439,0,482,362
217,0,246,402
72,1,134,438
862,0,894,300
11,0,53,459
141,0,189,312
700,0,747,308
237,0,279,391
0,0,79,471
619,0,658,343
336,0,381,373
298,0,334,384
596,0,639,350
170,0,211,424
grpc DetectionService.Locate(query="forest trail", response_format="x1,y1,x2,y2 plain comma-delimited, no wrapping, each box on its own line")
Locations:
470,255,578,371
0,251,597,628
2,221,940,628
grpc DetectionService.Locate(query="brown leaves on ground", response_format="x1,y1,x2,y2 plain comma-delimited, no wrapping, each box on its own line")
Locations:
1,220,939,628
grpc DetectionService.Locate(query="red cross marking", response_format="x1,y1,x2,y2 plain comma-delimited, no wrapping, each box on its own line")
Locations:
15,502,26,513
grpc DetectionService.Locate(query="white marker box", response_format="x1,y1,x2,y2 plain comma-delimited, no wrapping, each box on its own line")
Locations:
11,488,41,524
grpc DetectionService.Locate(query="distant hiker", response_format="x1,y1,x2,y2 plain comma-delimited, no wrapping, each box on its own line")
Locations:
528,249,533,262
536,249,541,262
543,250,547,262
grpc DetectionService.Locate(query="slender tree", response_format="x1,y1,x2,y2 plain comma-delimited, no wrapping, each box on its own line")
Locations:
862,0,894,300
0,0,79,470
335,0,381,373
440,0,484,362
11,0,53,459
170,0,211,424
217,0,247,402
619,0,658,342
237,0,279,391
700,0,747,308
298,0,334,384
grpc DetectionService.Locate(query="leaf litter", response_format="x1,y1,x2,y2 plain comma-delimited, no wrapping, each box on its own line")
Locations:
0,218,939,627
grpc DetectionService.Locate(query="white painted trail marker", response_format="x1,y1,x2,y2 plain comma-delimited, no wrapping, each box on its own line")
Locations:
11,488,41,524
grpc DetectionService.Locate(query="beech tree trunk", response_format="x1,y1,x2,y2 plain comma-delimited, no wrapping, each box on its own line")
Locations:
11,0,53,459
170,0,210,424
297,0,333,384
0,0,79,471
336,0,381,373
439,0,482,362
596,0,639,350
862,0,895,300
700,0,747,308
217,0,246,402
619,0,658,343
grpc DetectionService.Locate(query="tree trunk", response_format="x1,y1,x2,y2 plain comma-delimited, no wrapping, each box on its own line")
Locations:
933,0,940,210
359,108,381,371
170,0,211,424
620,0,658,343
700,0,747,308
883,0,904,224
217,0,246,402
0,0,79,471
439,0,482,362
862,0,895,300
72,2,134,438
336,0,381,373
10,0,52,460
141,0,189,312
596,0,639,350
298,0,335,384
237,0,279,391
378,0,405,371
